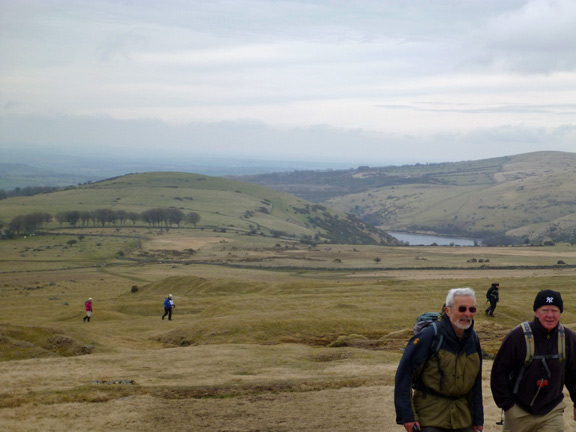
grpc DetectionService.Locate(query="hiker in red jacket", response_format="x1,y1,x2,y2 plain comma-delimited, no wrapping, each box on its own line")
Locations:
83,298,93,322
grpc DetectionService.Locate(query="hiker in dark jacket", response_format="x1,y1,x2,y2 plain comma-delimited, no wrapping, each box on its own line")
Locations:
395,287,484,431
485,283,499,317
491,289,576,431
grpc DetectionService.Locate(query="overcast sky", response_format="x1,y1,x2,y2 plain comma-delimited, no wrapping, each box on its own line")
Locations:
1,0,576,168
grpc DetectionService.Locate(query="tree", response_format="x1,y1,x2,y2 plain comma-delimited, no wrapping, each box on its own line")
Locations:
54,210,80,227
80,211,91,227
9,212,51,234
92,209,115,227
114,210,128,225
166,208,184,227
127,212,139,225
186,211,201,227
9,215,25,234
141,208,164,227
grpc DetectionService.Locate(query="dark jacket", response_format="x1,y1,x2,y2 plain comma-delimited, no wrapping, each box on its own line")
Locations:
491,318,576,415
486,286,499,302
394,318,484,428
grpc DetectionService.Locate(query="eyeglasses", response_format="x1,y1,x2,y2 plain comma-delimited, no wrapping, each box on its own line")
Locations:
457,306,477,313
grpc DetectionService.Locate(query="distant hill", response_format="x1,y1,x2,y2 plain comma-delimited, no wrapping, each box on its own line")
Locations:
0,172,399,246
232,151,576,245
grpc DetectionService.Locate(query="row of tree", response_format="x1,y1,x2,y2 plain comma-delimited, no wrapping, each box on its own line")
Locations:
3,208,201,236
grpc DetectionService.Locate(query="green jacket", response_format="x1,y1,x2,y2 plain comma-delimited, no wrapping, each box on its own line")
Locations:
395,318,484,428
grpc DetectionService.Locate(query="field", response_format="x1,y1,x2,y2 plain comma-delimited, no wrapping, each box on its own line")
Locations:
1,227,576,431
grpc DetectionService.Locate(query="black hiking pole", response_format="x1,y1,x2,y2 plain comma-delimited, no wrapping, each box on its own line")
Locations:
496,409,504,426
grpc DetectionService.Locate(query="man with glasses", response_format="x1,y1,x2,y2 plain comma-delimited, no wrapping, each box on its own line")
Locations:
491,289,576,431
395,288,484,431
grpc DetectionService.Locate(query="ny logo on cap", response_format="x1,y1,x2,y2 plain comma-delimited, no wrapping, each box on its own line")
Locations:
546,296,554,303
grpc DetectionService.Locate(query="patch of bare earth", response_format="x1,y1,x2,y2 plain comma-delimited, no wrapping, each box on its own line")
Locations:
145,236,228,251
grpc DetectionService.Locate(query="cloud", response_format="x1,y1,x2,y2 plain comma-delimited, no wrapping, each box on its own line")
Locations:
0,0,575,167
470,0,576,73
377,102,576,115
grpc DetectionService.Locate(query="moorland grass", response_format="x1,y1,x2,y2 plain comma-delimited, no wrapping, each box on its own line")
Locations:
1,229,576,431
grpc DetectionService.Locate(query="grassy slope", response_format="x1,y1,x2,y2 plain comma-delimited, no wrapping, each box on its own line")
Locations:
2,251,576,358
0,171,397,246
322,151,576,241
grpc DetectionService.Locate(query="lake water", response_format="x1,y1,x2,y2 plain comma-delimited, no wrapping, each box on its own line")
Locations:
388,231,477,246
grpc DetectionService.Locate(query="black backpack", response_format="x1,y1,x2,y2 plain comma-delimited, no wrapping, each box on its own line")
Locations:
512,321,566,406
413,312,444,357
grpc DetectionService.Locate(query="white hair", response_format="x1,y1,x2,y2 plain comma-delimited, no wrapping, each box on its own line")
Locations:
446,287,476,307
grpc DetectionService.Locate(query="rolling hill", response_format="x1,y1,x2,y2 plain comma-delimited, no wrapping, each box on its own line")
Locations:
0,171,399,246
234,151,576,245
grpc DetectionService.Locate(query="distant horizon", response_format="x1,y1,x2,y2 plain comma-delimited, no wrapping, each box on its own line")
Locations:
2,1,576,170
1,147,573,178
1,147,573,191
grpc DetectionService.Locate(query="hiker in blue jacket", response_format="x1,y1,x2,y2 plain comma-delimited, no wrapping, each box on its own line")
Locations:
162,294,175,320
394,287,484,431
491,289,576,431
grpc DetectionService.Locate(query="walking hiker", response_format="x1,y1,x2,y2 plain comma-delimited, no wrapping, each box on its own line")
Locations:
83,298,93,322
395,287,484,431
490,289,576,431
485,283,499,317
162,294,175,320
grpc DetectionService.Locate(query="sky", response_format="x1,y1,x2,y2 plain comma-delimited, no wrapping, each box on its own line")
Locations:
1,0,576,170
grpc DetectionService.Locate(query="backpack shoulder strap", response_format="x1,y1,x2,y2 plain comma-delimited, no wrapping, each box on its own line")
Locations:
513,321,533,395
521,321,534,366
412,321,444,391
558,323,566,364
429,321,443,355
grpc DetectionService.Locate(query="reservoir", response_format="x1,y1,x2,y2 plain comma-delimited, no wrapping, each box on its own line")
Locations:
388,231,477,246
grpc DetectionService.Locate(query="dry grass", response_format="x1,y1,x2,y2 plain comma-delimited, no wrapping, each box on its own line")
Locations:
1,343,576,431
2,233,576,431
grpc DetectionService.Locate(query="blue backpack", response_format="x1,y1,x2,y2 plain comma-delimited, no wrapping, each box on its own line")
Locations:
164,298,171,308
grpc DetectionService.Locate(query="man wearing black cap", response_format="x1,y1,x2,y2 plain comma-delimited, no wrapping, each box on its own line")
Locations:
490,290,576,431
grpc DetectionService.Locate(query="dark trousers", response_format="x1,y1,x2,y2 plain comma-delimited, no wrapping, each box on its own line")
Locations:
162,307,172,320
485,299,497,315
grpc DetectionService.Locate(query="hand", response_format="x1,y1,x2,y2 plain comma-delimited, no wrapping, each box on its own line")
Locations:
403,422,420,432
473,427,483,432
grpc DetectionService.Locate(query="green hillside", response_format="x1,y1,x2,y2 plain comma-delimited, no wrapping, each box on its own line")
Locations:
0,171,398,246
237,151,576,244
